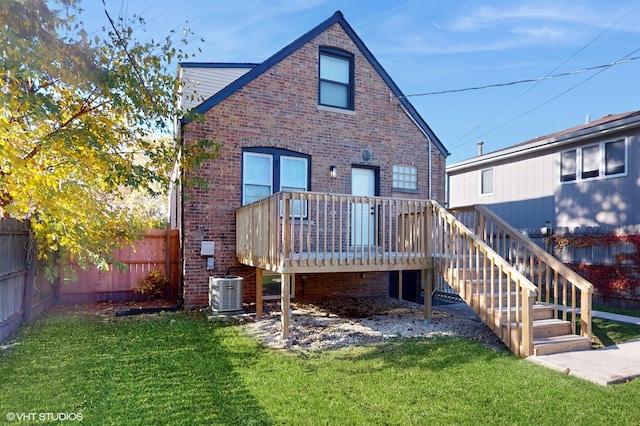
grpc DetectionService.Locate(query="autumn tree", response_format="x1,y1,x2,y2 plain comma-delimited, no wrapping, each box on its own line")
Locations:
0,0,216,277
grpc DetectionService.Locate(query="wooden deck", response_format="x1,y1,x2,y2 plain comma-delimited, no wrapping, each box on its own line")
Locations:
235,192,594,357
236,191,433,274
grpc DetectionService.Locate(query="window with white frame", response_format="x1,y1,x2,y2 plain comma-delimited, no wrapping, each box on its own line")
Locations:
604,139,626,175
242,148,310,210
559,138,627,183
560,149,577,182
480,168,494,195
319,48,353,110
392,165,417,191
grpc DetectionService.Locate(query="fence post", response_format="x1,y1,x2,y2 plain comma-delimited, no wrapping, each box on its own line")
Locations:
21,235,36,322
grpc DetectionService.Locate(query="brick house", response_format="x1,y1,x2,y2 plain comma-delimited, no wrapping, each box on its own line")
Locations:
173,11,449,310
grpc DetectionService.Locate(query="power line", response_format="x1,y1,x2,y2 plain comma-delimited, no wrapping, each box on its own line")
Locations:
402,56,640,98
445,6,637,150
451,47,640,149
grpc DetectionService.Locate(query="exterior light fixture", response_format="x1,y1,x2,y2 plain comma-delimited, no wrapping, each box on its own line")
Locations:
329,165,337,179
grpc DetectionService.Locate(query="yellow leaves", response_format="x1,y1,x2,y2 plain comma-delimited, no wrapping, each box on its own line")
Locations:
1,0,206,277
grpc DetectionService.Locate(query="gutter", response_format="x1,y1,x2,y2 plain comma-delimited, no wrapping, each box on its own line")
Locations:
446,116,640,173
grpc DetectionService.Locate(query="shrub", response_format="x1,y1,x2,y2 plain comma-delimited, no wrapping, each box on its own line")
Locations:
134,270,169,299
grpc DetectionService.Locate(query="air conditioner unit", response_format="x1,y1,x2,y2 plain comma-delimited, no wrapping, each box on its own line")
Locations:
209,276,243,312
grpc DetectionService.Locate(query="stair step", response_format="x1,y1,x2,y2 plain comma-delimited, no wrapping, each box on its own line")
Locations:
489,304,554,321
532,334,592,356
532,319,572,338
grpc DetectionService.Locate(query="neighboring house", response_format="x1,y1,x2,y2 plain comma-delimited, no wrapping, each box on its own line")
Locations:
173,11,449,309
447,111,640,231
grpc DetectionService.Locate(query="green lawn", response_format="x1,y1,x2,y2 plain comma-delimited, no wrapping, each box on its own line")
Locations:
1,311,639,425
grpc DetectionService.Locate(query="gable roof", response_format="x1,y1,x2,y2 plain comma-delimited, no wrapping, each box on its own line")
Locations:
181,11,448,157
447,110,640,172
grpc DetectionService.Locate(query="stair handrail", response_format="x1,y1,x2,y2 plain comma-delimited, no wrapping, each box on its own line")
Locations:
430,200,538,356
455,204,593,339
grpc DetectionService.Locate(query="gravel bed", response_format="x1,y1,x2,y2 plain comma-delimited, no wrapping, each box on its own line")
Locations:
242,296,507,352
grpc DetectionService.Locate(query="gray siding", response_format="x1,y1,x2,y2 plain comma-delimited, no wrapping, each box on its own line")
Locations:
555,132,640,228
448,126,640,230
179,66,253,111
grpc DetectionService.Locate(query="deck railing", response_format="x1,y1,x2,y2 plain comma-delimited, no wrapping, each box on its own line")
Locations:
236,191,433,274
450,205,593,340
430,201,538,356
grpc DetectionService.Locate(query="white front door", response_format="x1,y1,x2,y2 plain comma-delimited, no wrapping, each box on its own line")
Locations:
351,168,375,248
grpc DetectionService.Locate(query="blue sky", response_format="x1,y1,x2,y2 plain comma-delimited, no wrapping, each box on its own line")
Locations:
82,0,640,164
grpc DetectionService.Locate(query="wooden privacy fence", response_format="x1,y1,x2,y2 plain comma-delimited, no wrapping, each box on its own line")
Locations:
59,229,180,304
1,223,180,342
0,219,55,342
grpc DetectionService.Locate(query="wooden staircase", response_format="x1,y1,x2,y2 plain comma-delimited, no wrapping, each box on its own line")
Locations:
430,202,594,357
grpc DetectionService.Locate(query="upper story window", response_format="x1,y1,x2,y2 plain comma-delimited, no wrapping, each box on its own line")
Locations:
480,168,494,195
242,148,310,207
392,165,417,192
560,150,577,182
559,138,627,183
319,48,354,110
604,139,626,175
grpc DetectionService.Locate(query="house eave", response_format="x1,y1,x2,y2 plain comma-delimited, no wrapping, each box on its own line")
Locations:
179,11,449,157
446,113,640,173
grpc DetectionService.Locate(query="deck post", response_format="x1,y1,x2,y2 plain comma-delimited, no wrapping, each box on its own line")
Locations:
398,271,403,300
422,268,432,319
280,273,292,339
256,268,263,319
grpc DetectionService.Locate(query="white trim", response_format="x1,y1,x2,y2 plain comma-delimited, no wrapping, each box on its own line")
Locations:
558,136,628,185
447,115,640,173
480,167,494,195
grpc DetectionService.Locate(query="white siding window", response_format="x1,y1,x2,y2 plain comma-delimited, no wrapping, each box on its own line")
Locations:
560,150,577,182
480,168,494,195
560,138,627,183
581,145,600,179
392,165,417,191
605,139,626,176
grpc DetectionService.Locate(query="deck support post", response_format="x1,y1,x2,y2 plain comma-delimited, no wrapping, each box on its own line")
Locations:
280,273,292,339
422,268,432,319
398,271,403,301
256,268,263,319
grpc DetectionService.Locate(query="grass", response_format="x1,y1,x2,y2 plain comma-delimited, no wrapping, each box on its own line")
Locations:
591,317,640,348
1,311,640,425
593,304,640,318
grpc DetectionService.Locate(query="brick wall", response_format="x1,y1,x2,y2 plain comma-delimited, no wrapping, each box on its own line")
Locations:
180,23,447,308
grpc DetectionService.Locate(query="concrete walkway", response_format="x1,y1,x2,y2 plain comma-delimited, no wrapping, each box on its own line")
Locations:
434,301,640,385
591,309,640,325
528,309,640,386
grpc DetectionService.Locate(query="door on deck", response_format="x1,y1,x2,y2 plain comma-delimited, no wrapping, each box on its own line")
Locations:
351,168,375,249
